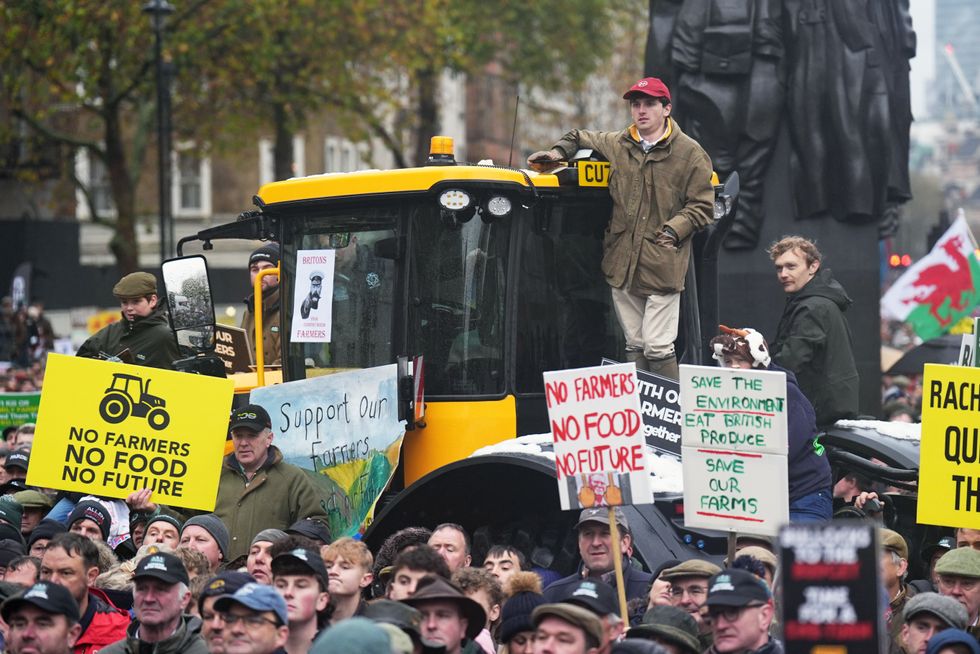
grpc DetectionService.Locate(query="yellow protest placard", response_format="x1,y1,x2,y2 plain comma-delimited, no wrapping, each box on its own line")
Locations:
919,363,980,527
29,353,234,511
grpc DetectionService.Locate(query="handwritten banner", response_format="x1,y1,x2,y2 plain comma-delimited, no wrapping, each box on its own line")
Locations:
918,363,980,528
602,359,681,458
680,365,788,536
0,392,41,429
543,363,652,510
28,354,234,511
780,523,883,654
250,364,405,537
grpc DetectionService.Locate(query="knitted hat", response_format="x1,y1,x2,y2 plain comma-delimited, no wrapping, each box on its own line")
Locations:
182,514,229,558
28,520,67,549
498,572,546,644
710,325,771,368
146,514,183,533
251,529,287,547
67,500,111,541
249,243,280,268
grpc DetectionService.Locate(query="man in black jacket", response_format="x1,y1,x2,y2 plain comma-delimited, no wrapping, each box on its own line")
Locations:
76,272,179,370
768,236,859,426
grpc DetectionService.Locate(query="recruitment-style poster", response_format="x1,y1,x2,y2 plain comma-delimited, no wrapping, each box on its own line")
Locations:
290,249,336,343
250,364,406,537
918,363,980,528
543,362,652,510
780,522,884,654
29,354,234,511
679,364,789,536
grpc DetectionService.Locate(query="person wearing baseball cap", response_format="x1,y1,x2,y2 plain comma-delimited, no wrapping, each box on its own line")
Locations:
198,571,256,654
899,592,968,654
213,582,290,654
271,548,330,652
561,578,625,650
703,569,775,653
363,599,446,653
532,602,604,654
76,271,179,370
544,508,653,606
242,242,282,366
4,448,30,482
921,537,956,591
101,551,208,653
527,75,713,380
1,581,81,654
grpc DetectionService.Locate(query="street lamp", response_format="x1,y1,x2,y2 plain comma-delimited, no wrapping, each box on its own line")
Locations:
144,0,175,263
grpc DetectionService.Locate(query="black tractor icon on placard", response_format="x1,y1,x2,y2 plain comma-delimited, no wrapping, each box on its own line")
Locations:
99,373,170,431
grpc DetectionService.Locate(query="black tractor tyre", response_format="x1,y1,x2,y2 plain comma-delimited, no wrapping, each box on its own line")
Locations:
99,393,131,424
146,408,171,431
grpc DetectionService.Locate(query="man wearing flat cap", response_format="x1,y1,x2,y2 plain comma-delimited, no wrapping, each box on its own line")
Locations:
660,558,722,650
703,569,779,653
402,575,486,654
544,508,652,605
882,529,917,646
76,271,179,369
627,604,701,654
241,243,282,366
528,76,713,380
895,592,968,654
1,580,82,654
935,547,980,638
531,602,604,654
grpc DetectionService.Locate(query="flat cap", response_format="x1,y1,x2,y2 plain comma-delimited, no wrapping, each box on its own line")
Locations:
733,546,778,575
881,529,908,561
532,603,604,647
13,490,53,510
935,547,980,579
903,592,968,629
659,559,722,581
113,272,157,298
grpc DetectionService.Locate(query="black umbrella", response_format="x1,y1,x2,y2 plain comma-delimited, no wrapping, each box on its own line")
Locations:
886,334,964,375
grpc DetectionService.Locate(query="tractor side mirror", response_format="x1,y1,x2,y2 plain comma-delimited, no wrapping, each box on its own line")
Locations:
161,255,217,353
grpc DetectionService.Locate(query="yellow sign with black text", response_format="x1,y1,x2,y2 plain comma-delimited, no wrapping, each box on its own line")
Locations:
577,161,610,187
918,363,980,528
29,354,234,511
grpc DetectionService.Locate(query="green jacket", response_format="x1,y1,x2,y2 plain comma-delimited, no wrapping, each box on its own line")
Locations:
771,268,859,426
551,119,714,295
77,307,180,370
241,285,282,366
215,445,329,560
99,615,209,654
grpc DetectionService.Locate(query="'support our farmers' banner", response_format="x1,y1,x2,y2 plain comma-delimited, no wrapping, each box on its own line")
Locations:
543,362,652,510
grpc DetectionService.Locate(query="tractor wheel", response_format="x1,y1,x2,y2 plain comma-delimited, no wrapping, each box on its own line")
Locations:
147,408,170,431
99,393,131,424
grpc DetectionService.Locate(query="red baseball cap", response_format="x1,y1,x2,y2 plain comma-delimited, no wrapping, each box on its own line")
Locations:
623,77,671,102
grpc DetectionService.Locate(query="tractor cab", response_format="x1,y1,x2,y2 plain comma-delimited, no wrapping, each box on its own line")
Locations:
176,139,737,485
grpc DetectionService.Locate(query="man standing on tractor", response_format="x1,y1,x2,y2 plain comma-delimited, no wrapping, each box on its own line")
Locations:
77,272,180,370
529,77,714,379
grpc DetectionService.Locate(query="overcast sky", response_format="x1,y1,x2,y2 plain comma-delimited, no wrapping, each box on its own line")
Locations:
910,0,935,119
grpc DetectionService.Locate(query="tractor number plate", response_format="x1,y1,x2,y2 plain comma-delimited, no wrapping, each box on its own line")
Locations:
578,161,610,187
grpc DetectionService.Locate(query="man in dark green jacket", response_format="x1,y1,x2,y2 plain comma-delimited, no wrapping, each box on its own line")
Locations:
528,77,714,379
769,236,859,426
76,272,180,370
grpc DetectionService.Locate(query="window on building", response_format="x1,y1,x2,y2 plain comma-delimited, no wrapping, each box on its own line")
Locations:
324,137,364,173
172,145,212,218
259,136,306,185
74,147,116,219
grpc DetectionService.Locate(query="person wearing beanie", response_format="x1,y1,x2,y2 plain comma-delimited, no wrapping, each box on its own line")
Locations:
925,628,980,654
28,519,67,558
498,571,545,653
241,242,282,366
76,271,179,369
67,500,112,543
248,528,287,585
180,514,229,573
143,514,182,549
710,325,833,521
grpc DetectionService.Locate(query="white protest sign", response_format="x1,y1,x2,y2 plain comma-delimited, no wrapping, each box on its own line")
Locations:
680,364,789,536
290,249,336,343
543,363,652,510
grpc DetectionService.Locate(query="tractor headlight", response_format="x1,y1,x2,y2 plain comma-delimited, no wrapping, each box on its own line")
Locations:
439,189,471,211
485,195,513,218
714,194,734,221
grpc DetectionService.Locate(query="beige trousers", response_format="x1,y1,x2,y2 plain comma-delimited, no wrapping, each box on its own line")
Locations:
610,286,680,360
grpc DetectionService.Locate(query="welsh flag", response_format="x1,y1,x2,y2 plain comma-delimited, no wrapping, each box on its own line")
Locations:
881,212,980,341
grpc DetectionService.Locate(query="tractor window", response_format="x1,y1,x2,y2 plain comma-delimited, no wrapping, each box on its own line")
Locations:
409,208,511,396
282,212,396,376
515,197,622,393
